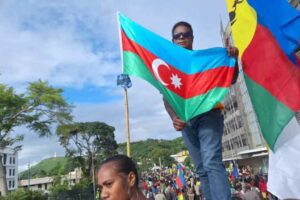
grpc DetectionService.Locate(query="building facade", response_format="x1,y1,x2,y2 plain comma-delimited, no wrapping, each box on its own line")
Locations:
0,148,18,192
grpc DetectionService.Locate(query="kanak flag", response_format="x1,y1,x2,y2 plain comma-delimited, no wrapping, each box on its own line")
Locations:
225,0,300,150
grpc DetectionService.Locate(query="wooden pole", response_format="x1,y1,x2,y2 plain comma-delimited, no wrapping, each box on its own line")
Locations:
124,88,131,157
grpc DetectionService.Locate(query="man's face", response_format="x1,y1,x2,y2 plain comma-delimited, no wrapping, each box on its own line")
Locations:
172,25,193,50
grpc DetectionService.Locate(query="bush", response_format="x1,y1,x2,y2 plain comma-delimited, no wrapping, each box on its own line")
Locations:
0,189,46,200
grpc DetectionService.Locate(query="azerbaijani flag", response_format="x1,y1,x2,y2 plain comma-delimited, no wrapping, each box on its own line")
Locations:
118,13,236,121
225,0,300,150
176,163,186,189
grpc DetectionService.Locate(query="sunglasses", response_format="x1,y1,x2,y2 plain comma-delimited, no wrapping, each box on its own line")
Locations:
172,32,192,40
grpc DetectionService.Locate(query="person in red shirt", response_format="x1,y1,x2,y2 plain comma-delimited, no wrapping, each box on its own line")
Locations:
259,176,267,200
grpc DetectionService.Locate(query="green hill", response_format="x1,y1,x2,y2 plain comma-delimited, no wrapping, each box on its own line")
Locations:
19,157,68,180
19,137,186,179
118,137,186,168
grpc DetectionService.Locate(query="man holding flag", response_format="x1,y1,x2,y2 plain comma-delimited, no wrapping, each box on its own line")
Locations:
119,13,238,200
163,21,239,200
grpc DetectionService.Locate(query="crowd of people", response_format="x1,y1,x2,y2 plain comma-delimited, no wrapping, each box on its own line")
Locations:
140,166,203,200
139,163,275,200
96,154,278,200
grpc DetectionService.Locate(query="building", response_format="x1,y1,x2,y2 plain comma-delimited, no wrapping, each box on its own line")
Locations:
220,20,268,174
19,168,82,192
289,0,300,9
19,177,53,192
0,148,18,194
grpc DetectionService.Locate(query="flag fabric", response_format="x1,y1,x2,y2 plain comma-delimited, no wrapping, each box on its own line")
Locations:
118,13,236,121
225,0,300,198
176,163,186,189
268,118,300,199
232,162,239,180
177,192,184,200
225,0,300,150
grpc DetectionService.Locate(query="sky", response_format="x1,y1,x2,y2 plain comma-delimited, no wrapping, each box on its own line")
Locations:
0,0,231,172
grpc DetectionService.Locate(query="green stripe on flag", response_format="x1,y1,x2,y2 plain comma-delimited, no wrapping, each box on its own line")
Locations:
123,51,230,121
244,74,295,150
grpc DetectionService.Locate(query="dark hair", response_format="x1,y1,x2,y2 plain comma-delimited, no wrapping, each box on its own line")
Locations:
99,154,139,188
171,21,193,35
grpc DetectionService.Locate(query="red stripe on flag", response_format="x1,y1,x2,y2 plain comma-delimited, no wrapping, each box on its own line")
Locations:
176,176,183,188
242,25,300,111
121,30,234,99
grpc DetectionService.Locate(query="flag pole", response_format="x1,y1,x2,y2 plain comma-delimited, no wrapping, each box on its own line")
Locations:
124,87,131,157
117,74,132,157
117,13,132,157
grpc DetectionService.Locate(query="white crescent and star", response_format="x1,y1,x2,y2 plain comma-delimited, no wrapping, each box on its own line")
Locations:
151,58,183,89
151,58,170,86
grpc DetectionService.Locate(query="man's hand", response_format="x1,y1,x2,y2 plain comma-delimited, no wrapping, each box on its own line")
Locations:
172,116,186,131
227,46,239,58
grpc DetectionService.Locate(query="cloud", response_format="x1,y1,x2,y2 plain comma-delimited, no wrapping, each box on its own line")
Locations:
72,79,177,143
0,0,120,89
15,130,65,173
0,0,231,168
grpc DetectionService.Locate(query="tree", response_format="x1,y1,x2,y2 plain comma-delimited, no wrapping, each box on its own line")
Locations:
0,80,72,196
56,122,118,179
149,148,173,168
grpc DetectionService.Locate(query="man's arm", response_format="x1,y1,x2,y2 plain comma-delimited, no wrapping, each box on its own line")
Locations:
163,98,186,131
227,46,239,84
232,58,239,84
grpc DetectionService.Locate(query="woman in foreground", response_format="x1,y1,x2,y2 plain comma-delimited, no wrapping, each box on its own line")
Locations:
97,154,147,200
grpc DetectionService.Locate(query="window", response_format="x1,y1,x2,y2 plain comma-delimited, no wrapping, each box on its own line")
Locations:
9,169,11,176
12,157,15,164
12,181,15,188
38,184,42,189
8,180,11,188
241,134,248,146
3,154,7,165
222,140,232,152
9,157,12,164
45,184,48,190
12,169,15,176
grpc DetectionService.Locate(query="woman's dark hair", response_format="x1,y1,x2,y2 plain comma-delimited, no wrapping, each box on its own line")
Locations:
171,21,193,35
99,154,139,187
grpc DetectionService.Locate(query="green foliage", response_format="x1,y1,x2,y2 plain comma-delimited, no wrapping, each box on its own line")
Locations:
49,182,69,196
184,156,193,169
56,122,118,179
19,137,188,180
0,189,46,200
0,80,72,150
19,157,68,179
118,137,186,170
49,179,93,200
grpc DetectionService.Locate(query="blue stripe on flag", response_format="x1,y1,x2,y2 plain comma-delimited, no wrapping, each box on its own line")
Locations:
119,13,236,74
248,0,300,63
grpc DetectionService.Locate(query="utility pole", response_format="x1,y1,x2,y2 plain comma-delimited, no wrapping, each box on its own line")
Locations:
92,151,95,200
28,161,31,191
124,88,131,156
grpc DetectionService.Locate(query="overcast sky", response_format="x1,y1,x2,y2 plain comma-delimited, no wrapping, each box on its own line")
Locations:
0,0,231,172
